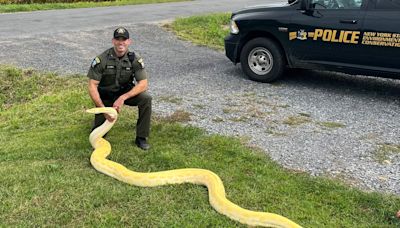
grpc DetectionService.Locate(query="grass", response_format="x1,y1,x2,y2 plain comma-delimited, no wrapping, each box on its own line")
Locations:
374,143,400,163
0,0,188,13
156,109,192,123
1,65,399,227
317,121,346,129
283,115,312,126
169,13,231,50
158,95,183,104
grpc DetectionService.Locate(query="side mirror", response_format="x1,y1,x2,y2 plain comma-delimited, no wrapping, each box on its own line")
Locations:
300,0,312,11
300,0,316,15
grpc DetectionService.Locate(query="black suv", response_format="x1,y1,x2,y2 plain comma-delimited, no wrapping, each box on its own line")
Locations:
224,0,400,82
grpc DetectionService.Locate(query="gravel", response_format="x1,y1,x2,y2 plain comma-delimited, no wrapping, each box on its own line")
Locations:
1,23,399,195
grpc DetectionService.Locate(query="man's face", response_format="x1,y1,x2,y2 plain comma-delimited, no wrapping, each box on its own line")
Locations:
112,37,131,56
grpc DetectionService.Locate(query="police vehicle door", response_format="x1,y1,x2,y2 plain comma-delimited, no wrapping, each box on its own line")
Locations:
359,0,400,72
289,0,366,67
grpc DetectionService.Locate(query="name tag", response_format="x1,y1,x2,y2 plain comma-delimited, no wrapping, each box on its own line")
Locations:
125,67,131,70
106,65,115,69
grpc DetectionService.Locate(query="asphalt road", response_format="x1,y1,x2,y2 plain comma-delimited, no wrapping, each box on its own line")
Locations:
0,0,268,38
1,0,399,195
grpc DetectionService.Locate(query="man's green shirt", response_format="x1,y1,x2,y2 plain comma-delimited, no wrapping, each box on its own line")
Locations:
87,48,148,92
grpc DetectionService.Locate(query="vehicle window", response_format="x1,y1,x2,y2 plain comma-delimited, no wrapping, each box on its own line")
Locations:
311,0,363,9
375,0,400,9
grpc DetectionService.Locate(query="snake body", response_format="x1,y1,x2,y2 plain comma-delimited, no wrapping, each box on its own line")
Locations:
87,107,301,227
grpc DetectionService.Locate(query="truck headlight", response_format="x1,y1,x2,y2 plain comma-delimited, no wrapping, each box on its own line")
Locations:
230,20,239,34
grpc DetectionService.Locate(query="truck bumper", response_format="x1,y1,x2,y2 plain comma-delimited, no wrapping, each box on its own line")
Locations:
224,34,240,64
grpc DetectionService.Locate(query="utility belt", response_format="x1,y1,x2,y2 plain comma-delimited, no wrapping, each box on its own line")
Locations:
98,83,134,100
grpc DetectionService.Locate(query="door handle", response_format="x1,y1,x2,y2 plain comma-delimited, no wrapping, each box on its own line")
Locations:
340,19,358,24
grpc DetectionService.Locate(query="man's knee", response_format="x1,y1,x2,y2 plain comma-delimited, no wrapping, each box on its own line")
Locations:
124,92,152,107
139,93,152,106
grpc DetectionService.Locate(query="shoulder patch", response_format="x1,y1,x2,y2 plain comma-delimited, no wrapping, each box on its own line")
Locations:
138,58,144,69
91,57,101,68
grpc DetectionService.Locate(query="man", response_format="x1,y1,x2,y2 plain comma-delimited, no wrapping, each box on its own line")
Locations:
87,27,152,150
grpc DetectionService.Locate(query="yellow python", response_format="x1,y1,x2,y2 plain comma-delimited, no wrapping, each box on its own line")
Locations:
87,107,302,227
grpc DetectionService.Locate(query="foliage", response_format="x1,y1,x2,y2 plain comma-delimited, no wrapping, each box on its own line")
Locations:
0,0,187,13
170,13,231,50
0,0,115,4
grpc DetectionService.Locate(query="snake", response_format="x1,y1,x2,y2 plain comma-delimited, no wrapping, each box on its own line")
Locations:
87,107,302,227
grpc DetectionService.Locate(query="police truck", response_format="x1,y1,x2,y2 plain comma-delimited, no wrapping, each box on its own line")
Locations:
224,0,400,82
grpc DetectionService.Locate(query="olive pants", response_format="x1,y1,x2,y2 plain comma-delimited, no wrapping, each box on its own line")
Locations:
92,91,152,138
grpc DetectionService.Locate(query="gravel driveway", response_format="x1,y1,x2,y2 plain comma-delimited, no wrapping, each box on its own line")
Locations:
1,22,399,195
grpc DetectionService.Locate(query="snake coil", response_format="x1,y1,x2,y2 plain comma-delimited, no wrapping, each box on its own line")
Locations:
87,107,301,227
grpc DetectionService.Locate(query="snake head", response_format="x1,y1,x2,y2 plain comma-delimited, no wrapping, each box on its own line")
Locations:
86,107,118,119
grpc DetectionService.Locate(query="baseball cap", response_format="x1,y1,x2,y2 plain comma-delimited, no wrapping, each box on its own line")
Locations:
113,27,129,39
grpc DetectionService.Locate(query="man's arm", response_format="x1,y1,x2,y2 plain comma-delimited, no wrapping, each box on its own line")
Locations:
113,79,148,112
88,79,115,122
88,79,104,107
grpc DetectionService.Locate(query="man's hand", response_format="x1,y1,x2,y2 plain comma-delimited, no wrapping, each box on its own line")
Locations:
104,113,116,122
112,80,148,113
88,79,116,122
113,96,126,113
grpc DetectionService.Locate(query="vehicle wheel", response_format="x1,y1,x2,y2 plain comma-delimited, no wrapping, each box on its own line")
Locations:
240,38,286,83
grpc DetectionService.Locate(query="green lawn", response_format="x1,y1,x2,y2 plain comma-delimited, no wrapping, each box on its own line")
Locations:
0,0,188,13
1,64,399,226
169,13,231,50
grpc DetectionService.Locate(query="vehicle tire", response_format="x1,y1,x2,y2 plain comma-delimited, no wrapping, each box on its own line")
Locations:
240,38,286,83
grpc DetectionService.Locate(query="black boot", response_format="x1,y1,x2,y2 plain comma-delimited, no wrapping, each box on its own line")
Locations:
135,137,150,150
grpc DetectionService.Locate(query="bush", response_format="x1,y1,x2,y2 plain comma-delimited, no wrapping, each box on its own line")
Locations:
0,0,115,4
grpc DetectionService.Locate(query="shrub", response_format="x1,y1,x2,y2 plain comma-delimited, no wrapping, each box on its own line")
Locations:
0,0,115,4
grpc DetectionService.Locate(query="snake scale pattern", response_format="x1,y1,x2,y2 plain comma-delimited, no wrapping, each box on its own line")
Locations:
87,107,301,227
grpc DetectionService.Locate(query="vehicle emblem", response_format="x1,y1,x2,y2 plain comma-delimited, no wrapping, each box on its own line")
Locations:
297,30,307,40
289,29,308,41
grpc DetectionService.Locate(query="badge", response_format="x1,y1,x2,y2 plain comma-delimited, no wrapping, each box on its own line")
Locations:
289,30,307,41
296,30,307,40
91,57,100,68
138,58,144,69
117,28,125,34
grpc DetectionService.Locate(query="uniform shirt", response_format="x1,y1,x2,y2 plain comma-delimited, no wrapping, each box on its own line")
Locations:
87,48,147,93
